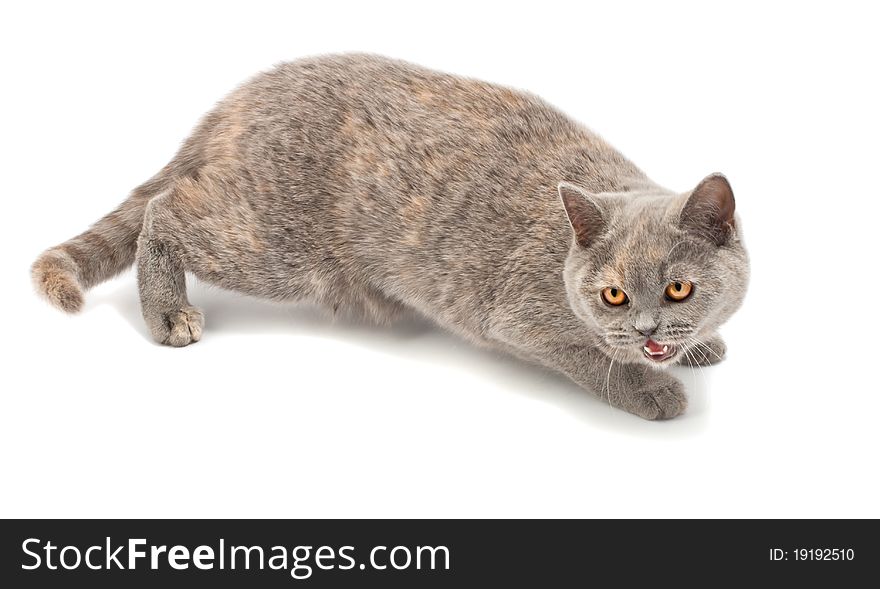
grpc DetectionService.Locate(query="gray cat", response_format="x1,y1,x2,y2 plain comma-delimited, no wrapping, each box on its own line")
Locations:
32,54,749,420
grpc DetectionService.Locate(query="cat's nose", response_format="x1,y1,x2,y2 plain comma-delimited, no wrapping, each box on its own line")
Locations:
635,324,657,337
633,312,659,337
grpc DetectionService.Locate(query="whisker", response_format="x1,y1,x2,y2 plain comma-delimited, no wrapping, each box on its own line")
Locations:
700,340,724,363
690,336,723,363
685,337,710,391
614,352,624,411
682,343,699,388
604,348,618,408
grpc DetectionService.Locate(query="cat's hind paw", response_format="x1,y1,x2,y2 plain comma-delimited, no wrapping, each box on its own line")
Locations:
159,306,204,347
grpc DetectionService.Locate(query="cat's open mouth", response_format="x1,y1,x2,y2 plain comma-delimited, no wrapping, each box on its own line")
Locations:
643,339,677,363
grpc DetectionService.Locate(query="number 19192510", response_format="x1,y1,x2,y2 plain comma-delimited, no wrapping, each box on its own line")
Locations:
794,548,854,561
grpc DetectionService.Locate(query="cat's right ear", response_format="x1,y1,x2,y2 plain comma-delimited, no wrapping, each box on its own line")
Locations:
679,173,736,246
558,182,606,248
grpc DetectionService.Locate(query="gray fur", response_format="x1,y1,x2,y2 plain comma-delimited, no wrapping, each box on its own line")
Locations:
31,54,749,419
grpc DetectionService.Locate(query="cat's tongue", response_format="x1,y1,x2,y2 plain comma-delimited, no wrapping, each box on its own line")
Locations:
643,338,676,362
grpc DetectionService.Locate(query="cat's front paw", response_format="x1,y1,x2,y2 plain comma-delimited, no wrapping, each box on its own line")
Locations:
624,374,687,420
679,335,726,367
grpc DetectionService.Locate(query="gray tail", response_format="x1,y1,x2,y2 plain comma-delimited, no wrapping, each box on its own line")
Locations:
31,172,172,313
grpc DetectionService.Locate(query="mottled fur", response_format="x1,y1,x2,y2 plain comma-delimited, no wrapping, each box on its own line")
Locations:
32,54,749,419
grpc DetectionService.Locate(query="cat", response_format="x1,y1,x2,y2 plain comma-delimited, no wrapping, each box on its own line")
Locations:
31,54,749,420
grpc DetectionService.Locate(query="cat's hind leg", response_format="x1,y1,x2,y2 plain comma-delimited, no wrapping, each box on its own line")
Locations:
136,192,204,347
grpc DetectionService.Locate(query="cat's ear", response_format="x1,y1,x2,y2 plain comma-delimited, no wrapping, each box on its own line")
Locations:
558,182,606,248
679,173,736,246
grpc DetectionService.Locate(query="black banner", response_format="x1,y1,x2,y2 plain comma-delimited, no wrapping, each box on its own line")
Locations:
2,520,876,586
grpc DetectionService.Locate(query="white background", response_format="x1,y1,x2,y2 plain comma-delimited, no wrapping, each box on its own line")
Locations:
1,1,878,518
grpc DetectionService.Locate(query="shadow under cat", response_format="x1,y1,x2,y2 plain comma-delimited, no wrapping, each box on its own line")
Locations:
87,273,712,438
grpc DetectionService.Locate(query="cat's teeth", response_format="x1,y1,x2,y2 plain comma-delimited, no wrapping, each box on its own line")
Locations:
644,343,672,357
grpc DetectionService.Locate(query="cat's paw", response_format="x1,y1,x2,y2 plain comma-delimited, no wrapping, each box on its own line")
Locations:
160,306,204,347
680,335,726,367
625,375,688,420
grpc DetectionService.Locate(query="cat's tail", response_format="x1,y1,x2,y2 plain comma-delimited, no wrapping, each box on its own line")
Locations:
31,171,173,313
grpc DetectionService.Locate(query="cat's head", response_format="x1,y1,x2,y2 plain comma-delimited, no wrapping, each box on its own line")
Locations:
559,174,749,368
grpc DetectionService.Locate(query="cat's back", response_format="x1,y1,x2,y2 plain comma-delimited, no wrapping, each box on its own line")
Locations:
200,54,638,198
226,54,638,213
219,53,641,255
257,53,577,131
225,54,609,169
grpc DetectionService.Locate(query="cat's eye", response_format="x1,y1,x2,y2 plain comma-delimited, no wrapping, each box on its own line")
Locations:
601,287,628,306
665,280,693,302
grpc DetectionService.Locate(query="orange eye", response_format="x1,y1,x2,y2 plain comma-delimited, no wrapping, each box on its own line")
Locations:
601,287,629,306
665,280,693,302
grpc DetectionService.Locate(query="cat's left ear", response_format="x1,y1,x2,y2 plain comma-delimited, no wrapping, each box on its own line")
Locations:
679,173,736,246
